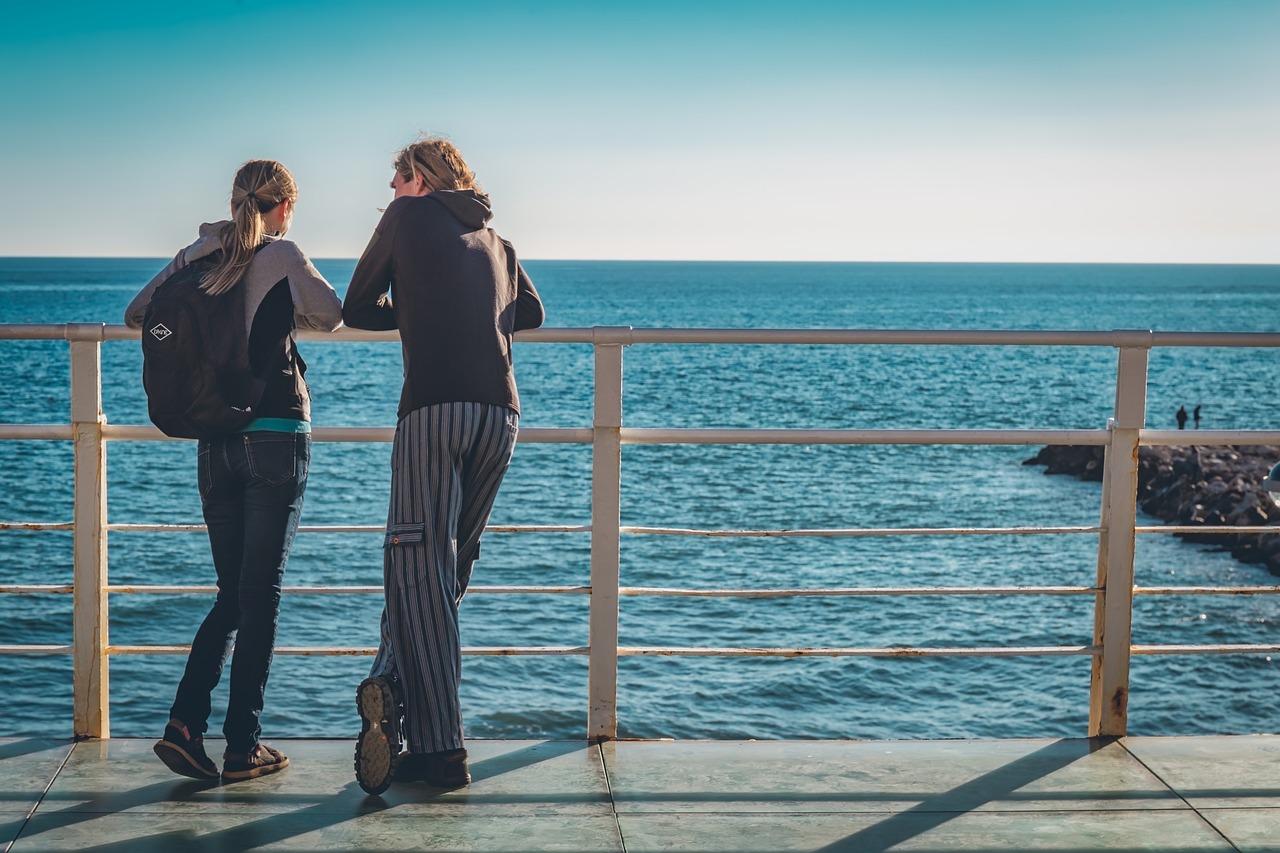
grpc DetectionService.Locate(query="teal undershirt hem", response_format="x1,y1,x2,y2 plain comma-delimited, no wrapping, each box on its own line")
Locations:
237,418,311,434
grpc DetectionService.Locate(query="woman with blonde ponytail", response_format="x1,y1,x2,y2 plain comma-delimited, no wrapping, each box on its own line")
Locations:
125,159,342,781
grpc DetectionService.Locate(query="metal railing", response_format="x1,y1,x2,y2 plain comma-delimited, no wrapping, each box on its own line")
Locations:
2,323,1280,741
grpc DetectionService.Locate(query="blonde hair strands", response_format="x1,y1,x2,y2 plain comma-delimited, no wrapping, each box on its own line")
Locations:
202,160,298,295
393,137,481,194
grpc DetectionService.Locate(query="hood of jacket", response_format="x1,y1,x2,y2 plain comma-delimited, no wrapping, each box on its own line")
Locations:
180,221,228,264
427,190,493,229
182,221,282,264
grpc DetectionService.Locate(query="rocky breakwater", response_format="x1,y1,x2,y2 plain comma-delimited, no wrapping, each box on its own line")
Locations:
1025,444,1280,576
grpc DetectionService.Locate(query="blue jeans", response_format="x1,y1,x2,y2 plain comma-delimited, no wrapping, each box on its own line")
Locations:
170,432,310,752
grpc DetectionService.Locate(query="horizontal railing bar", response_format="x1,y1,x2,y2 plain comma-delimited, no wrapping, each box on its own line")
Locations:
1136,586,1280,596
297,328,400,343
1133,643,1280,655
622,525,1102,537
34,324,573,346
19,642,1280,659
16,520,1276,539
104,584,589,595
619,329,1280,348
9,324,1280,348
0,324,75,340
104,645,337,655
8,520,1274,537
98,424,591,444
4,630,1276,661
620,329,1158,346
306,426,589,444
105,523,590,534
620,586,1095,597
102,644,1095,658
620,428,1109,446
617,645,1101,658
0,424,1260,449
1141,429,1280,446
106,645,589,656
464,646,591,656
0,585,74,594
11,423,1280,447
20,517,1280,537
15,583,1276,598
1136,525,1279,535
416,327,1280,348
85,584,1093,598
0,425,73,440
1137,331,1280,348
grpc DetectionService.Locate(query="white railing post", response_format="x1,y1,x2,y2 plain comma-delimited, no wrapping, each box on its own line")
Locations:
67,324,110,738
587,327,629,740
1089,340,1149,736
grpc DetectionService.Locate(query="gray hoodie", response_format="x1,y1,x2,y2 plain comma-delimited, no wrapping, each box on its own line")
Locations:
126,222,343,421
125,222,342,334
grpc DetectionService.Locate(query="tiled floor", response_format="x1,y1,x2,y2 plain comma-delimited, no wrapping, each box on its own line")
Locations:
2,735,1277,851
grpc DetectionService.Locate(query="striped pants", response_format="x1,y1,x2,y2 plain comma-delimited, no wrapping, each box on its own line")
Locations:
369,402,519,753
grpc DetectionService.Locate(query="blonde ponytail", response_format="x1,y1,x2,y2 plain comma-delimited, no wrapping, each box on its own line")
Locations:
201,160,298,295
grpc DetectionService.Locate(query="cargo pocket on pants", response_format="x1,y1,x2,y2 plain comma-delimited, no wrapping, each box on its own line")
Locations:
384,523,426,549
384,523,427,591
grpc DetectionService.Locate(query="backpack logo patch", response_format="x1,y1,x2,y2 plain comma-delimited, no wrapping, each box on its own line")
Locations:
149,323,173,341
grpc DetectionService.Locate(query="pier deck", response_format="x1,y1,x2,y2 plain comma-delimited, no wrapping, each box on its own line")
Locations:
2,735,1277,851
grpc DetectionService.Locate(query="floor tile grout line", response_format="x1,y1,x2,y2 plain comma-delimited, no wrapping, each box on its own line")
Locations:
1118,738,1242,853
597,741,628,853
7,739,78,853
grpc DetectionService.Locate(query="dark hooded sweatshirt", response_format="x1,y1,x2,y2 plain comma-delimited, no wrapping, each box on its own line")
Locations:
341,190,545,420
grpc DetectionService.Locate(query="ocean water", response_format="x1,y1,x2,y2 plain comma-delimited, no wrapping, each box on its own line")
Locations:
1,258,1278,742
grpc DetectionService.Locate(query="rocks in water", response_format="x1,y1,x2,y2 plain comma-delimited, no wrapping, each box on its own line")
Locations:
1024,444,1280,576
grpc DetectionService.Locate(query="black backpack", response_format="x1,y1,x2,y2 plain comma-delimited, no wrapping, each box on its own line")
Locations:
141,251,265,439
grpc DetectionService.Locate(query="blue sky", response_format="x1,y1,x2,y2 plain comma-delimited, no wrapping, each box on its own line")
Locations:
1,0,1277,261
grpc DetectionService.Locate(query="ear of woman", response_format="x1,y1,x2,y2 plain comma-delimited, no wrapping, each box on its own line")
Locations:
391,170,430,198
264,197,292,236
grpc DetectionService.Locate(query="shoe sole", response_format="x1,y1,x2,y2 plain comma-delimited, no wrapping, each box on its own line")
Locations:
355,677,400,795
222,754,289,781
153,739,219,780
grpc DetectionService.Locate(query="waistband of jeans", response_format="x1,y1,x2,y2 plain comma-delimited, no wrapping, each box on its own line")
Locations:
237,418,311,434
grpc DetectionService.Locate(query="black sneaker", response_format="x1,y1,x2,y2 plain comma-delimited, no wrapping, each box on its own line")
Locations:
354,675,402,795
153,720,219,780
392,748,471,789
221,743,289,781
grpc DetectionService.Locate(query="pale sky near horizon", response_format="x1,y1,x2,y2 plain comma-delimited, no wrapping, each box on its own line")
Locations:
1,0,1277,263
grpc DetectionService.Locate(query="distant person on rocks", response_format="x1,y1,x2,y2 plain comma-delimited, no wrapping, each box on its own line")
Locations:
342,136,545,794
1176,405,1188,430
125,160,343,781
1194,405,1202,429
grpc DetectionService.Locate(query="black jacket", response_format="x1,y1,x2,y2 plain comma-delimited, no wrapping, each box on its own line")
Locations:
342,191,545,419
